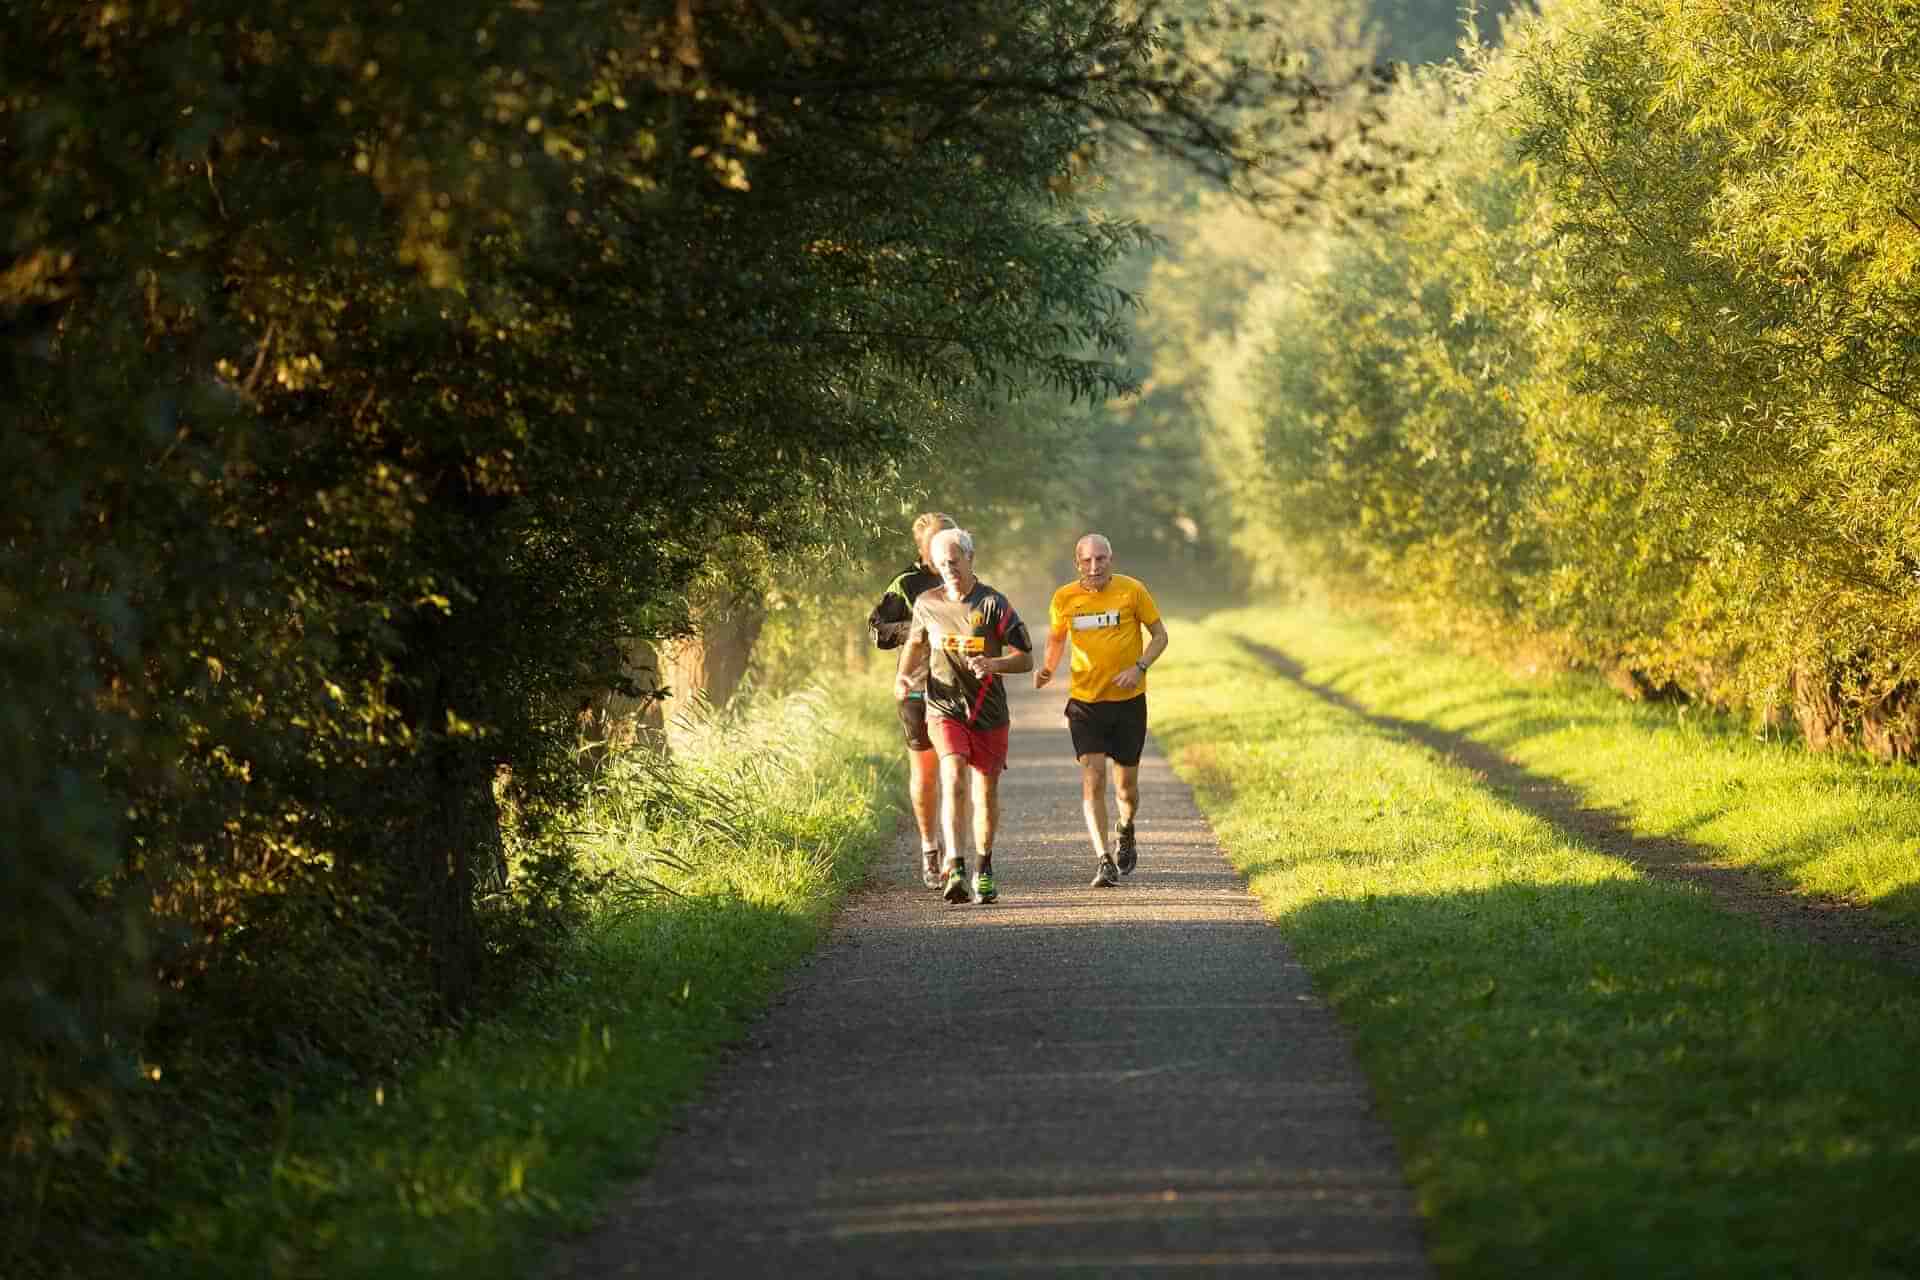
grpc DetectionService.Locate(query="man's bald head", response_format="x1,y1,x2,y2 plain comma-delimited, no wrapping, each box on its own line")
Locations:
1074,533,1113,590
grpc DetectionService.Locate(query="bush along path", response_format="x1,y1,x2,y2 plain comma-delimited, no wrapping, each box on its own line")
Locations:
134,688,902,1280
545,677,1433,1278
1147,605,1920,1277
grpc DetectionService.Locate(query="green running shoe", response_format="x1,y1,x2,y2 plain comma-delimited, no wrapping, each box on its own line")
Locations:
972,868,996,904
942,859,972,904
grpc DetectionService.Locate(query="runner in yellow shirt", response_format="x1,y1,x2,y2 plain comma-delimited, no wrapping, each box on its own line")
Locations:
1034,533,1169,887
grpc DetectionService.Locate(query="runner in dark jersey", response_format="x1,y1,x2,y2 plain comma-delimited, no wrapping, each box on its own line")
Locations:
868,512,955,889
896,527,1033,904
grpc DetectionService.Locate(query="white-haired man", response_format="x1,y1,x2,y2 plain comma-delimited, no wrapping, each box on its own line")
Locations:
1035,533,1168,887
894,527,1033,904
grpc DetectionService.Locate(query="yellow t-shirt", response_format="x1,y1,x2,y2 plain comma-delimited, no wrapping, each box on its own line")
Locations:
1048,574,1161,704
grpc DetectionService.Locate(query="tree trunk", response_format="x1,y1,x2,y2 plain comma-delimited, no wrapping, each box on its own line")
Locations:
659,590,765,747
1861,683,1920,762
389,650,489,1014
578,636,669,765
403,743,492,1012
1791,661,1848,753
1790,658,1920,760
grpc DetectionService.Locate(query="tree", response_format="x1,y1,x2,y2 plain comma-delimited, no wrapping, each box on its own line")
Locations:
1504,0,1920,744
3,0,1365,1247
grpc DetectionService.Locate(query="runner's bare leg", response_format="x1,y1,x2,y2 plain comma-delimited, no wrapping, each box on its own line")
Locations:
909,745,941,851
1114,763,1140,831
1078,754,1111,858
939,753,972,871
973,768,999,867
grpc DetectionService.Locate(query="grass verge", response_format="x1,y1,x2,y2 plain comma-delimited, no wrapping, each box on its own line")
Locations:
144,684,900,1279
1150,605,1920,1278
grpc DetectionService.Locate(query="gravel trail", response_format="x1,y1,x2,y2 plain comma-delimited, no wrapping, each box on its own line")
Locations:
547,680,1432,1278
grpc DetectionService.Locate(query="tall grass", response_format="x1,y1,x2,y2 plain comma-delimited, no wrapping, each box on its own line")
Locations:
138,682,900,1280
1151,606,1920,1277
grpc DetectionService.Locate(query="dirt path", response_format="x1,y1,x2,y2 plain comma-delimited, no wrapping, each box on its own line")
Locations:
545,679,1432,1278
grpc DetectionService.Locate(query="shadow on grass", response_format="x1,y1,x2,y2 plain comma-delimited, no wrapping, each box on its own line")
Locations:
1233,635,1920,977
1273,878,1920,1278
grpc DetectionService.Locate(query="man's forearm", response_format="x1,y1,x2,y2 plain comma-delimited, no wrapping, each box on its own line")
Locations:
994,648,1034,675
1136,623,1169,670
895,637,930,694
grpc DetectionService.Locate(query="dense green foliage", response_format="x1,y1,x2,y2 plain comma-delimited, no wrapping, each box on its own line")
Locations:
1506,0,1920,738
1173,0,1920,757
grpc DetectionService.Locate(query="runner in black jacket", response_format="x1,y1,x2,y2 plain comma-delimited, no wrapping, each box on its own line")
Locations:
867,511,955,889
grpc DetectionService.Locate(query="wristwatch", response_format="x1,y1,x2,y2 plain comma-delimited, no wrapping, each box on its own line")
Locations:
1134,659,1149,674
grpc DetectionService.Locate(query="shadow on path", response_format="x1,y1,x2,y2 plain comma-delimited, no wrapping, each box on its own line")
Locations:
1234,635,1920,976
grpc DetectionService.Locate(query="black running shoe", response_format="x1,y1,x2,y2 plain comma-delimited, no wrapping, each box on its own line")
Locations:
1115,823,1137,875
1089,857,1119,888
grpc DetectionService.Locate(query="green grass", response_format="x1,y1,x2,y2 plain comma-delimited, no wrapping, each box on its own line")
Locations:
1215,605,1920,921
142,684,902,1279
1150,605,1920,1278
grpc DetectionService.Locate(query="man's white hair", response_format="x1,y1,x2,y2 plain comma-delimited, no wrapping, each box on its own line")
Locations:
931,526,975,558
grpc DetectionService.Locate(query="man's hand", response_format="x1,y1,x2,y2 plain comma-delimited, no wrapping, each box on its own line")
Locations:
1114,664,1142,691
1036,631,1066,689
895,630,930,700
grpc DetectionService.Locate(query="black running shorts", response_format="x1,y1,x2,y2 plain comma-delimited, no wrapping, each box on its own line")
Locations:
1065,695,1147,767
898,693,934,752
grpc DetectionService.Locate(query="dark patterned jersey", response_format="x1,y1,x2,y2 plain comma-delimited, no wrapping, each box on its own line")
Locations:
907,581,1032,730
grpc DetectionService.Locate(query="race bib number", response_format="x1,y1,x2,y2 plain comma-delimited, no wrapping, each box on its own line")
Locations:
931,628,986,654
1071,610,1122,631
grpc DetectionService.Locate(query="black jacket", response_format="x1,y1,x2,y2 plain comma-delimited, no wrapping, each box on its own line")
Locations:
868,562,941,649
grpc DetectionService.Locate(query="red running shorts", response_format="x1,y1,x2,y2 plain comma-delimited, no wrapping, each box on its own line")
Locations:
929,717,1010,777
